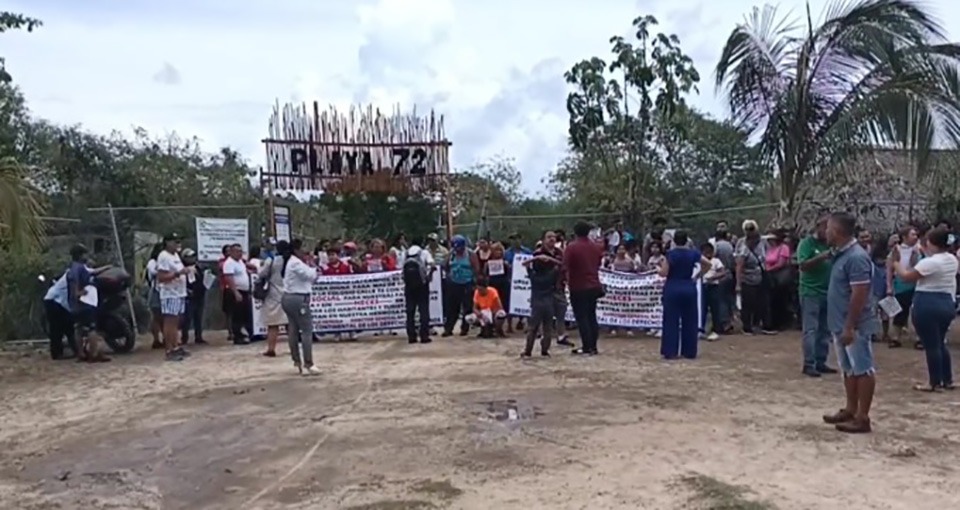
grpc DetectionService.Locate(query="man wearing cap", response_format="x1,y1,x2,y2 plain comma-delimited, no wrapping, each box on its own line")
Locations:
155,233,194,361
179,248,207,345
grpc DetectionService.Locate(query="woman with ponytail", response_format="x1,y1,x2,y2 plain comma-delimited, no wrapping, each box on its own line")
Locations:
258,240,288,357
280,239,321,375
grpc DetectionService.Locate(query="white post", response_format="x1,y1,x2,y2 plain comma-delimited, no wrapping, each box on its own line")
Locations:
107,203,139,334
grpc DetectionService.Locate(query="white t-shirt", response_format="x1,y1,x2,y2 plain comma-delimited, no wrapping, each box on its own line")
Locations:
156,250,187,299
914,253,958,296
704,258,725,284
223,257,251,291
282,255,317,294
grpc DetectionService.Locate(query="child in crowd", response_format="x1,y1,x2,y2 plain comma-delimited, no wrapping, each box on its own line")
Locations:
468,276,506,338
700,242,726,341
646,241,665,271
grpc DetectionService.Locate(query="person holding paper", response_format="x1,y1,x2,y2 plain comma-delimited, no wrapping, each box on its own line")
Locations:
521,253,559,357
485,243,511,324
796,216,838,378
179,248,208,345
892,228,956,392
886,226,921,348
822,212,879,434
155,233,193,362
280,239,321,375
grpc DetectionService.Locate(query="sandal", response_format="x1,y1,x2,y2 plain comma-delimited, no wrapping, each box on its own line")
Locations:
888,340,902,349
262,351,276,358
914,341,924,351
913,383,941,392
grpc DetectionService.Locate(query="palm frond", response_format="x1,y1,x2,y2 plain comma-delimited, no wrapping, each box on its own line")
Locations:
0,156,45,253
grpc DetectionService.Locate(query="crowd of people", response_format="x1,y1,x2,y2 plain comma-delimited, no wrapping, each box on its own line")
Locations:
42,212,958,432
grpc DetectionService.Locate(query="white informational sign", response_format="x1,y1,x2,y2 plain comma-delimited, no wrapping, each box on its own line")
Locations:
273,205,291,243
508,254,701,329
196,218,249,261
251,268,443,335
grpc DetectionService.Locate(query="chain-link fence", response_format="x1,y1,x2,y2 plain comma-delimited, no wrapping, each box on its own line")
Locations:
1,204,268,341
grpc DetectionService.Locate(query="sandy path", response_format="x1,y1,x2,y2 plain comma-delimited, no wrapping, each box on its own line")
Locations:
0,331,958,509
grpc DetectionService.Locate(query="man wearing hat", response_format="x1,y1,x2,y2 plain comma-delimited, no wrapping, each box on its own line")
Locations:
155,233,194,360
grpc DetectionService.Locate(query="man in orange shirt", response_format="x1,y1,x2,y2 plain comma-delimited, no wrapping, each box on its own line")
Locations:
468,276,506,338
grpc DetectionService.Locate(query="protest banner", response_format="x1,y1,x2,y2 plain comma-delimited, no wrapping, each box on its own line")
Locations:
508,254,701,329
195,217,249,261
252,268,443,335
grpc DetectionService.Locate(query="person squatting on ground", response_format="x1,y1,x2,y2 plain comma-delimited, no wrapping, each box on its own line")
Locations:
280,239,321,376
154,233,193,362
892,227,956,392
658,231,711,360
467,276,506,338
564,221,604,355
443,235,479,337
402,244,435,344
821,212,879,434
796,216,838,378
521,252,560,358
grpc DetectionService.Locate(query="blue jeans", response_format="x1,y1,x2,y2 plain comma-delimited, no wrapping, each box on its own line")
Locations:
800,294,831,370
911,292,954,388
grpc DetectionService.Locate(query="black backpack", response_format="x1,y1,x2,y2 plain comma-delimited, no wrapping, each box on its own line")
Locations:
402,254,429,290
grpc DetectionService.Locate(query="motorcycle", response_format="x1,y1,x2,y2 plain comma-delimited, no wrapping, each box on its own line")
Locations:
40,267,137,354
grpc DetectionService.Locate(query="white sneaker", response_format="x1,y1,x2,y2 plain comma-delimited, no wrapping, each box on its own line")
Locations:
653,330,662,338
303,365,321,376
707,332,720,341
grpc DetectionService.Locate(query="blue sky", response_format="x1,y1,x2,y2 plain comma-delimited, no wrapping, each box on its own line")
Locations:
5,0,960,193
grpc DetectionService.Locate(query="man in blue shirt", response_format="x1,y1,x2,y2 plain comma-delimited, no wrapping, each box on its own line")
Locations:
66,244,109,362
822,212,879,434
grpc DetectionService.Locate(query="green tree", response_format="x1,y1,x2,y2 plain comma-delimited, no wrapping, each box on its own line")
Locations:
0,13,44,252
715,0,960,220
556,15,700,225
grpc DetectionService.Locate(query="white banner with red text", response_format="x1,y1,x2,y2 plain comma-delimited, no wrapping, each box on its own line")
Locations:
508,253,702,329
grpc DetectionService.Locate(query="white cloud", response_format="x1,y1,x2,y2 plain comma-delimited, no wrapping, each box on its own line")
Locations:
4,0,960,192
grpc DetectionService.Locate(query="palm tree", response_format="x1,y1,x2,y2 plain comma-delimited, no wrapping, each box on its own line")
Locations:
0,156,45,252
715,0,960,218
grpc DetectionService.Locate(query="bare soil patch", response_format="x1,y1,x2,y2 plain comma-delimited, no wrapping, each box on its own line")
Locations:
1,329,958,509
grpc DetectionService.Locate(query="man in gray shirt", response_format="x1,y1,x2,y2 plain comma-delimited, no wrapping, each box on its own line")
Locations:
712,231,736,333
822,212,879,434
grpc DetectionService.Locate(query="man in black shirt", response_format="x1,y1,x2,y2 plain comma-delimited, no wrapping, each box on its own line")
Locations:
522,252,560,357
533,231,572,346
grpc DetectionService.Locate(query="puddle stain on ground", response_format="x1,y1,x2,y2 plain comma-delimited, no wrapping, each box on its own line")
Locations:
476,399,544,424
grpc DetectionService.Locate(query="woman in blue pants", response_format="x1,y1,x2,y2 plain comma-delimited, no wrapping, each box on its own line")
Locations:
659,231,710,359
893,227,956,391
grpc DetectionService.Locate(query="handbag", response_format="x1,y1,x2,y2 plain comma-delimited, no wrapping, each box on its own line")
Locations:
252,258,274,300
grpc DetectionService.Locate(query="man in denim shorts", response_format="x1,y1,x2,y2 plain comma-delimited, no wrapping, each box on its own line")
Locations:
822,212,880,433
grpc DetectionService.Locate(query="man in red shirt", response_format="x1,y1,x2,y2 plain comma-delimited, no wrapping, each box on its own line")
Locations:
563,221,604,355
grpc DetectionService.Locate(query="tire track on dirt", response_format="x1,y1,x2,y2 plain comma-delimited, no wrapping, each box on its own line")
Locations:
239,340,396,510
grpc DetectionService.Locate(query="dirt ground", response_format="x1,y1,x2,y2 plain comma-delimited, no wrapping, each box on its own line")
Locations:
1,328,959,510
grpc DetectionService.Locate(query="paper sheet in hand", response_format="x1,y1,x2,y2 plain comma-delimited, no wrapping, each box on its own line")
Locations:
203,269,216,289
878,296,902,317
80,285,98,307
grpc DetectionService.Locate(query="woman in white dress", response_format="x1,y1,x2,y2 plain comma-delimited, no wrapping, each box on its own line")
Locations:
258,241,288,357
